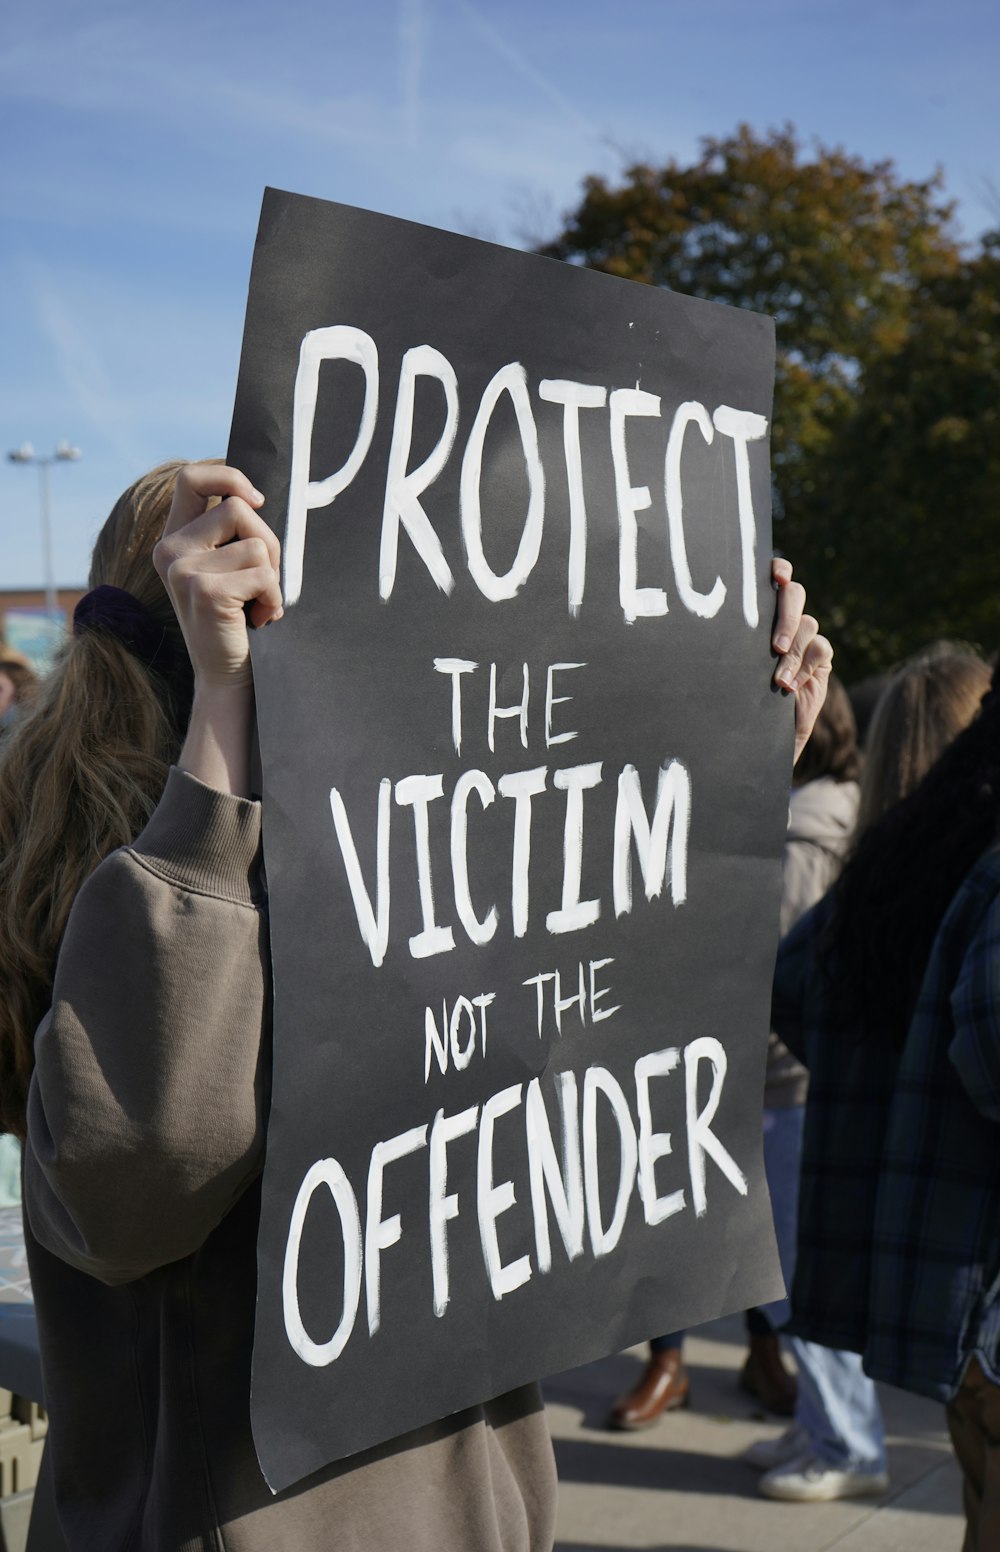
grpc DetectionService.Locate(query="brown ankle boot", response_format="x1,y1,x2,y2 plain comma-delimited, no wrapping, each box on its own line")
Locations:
607,1348,690,1430
739,1334,797,1416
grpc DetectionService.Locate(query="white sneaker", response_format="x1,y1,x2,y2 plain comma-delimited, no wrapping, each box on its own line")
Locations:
743,1424,809,1472
759,1453,890,1502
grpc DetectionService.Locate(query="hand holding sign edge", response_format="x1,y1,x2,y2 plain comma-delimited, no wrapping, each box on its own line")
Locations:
769,556,833,766
154,462,284,796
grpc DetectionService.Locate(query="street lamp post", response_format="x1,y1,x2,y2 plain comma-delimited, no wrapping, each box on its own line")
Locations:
7,441,82,620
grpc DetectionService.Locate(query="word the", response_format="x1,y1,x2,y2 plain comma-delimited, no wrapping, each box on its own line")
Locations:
523,957,620,1038
433,659,585,756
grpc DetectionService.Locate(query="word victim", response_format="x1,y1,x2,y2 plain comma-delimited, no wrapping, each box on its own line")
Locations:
329,758,691,966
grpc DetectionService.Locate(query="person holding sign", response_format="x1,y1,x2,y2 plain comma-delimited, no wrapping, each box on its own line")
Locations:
0,461,830,1550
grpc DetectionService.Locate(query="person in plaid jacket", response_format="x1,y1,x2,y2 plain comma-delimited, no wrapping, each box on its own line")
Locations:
773,666,1000,1551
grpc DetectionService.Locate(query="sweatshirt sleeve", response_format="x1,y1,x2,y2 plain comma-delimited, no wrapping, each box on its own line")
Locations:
23,767,271,1286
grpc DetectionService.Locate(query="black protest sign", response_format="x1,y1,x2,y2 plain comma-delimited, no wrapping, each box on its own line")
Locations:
228,188,791,1492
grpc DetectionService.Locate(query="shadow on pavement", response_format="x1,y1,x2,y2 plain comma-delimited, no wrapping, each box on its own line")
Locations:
552,1434,762,1500
557,1545,729,1552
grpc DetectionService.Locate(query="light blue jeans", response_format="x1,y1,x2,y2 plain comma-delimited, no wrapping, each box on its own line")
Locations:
757,1104,804,1330
0,1135,20,1207
762,1104,887,1473
788,1337,887,1470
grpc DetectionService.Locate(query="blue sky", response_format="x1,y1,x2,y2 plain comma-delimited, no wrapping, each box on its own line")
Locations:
3,0,998,587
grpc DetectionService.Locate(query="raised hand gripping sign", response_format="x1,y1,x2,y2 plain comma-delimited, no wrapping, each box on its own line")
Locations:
228,188,791,1491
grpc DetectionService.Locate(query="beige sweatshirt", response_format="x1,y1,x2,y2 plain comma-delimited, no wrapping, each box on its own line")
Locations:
765,776,861,1109
23,767,556,1551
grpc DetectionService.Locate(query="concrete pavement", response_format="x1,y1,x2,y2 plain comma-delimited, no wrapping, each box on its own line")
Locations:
545,1313,964,1551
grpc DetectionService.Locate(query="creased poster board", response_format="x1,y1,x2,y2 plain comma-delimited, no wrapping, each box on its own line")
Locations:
228,188,792,1493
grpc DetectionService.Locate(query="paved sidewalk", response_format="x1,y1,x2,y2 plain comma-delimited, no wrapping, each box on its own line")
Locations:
545,1313,964,1551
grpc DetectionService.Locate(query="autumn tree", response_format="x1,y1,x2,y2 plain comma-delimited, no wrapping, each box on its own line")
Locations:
541,126,982,675
805,235,1000,676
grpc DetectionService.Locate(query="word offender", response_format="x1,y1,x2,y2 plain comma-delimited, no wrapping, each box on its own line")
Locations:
282,1037,747,1369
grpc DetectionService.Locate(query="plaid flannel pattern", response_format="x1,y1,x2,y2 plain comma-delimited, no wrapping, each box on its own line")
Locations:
772,894,900,1356
773,844,1000,1403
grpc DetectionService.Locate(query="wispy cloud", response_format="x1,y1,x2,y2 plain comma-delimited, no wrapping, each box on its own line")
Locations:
398,0,426,147
28,271,145,468
23,258,237,462
0,11,406,155
453,0,592,137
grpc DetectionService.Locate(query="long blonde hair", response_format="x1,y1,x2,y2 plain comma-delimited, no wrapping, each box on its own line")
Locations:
855,648,992,837
0,462,190,1138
